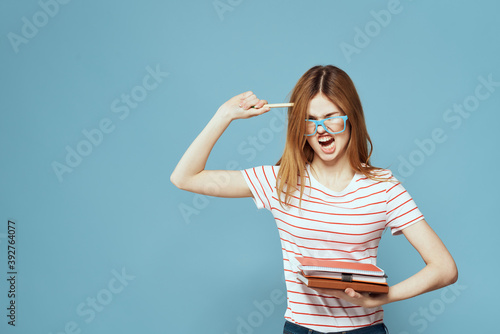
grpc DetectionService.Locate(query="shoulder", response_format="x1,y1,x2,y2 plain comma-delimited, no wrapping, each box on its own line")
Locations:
370,167,394,179
359,163,393,179
358,167,394,182
356,167,401,194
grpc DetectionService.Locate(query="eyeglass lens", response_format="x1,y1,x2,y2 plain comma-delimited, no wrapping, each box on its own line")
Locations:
306,117,345,135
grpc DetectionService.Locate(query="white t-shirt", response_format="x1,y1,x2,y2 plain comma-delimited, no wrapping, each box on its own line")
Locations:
241,164,424,332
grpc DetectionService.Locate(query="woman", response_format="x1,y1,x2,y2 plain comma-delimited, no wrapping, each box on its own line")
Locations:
170,65,458,333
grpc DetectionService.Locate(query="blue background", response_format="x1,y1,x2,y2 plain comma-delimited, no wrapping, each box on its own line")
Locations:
1,0,498,333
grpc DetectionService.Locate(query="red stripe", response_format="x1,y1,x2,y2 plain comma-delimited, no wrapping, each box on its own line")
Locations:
277,227,381,249
286,190,387,207
273,198,385,216
275,216,386,237
390,215,424,230
262,165,273,192
387,190,407,204
387,198,412,215
273,208,385,227
288,300,360,309
280,238,377,254
244,169,265,208
276,219,383,245
298,181,383,199
279,236,379,254
386,182,400,193
253,168,272,209
287,289,341,300
387,206,418,224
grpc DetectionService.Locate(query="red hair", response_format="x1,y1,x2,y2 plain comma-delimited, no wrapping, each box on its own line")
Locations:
276,65,387,208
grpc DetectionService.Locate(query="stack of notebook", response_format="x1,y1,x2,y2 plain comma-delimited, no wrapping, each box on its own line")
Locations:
294,257,389,294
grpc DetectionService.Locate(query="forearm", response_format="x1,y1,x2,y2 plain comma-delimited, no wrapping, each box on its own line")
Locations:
385,260,458,304
170,110,232,188
383,220,459,304
170,91,269,196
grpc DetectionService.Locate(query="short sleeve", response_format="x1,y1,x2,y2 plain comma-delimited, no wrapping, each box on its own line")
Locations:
385,172,425,235
240,166,277,211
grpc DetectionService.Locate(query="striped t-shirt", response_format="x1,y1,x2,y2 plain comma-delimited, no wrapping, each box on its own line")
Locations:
241,164,424,332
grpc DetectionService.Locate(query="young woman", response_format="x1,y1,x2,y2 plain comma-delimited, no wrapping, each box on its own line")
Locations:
170,65,458,334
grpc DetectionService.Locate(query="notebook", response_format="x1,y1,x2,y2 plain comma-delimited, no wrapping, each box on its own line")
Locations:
302,271,387,284
297,272,389,294
294,257,386,277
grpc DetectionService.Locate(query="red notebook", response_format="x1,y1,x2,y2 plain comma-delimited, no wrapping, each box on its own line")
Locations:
294,257,389,294
295,257,385,277
297,272,389,294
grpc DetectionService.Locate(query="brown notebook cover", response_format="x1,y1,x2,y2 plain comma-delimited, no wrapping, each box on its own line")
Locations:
298,274,389,294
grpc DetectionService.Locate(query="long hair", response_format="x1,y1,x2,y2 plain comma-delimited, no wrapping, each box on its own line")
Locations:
276,65,385,208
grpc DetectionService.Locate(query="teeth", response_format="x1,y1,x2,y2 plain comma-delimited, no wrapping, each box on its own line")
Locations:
318,136,335,151
324,140,335,149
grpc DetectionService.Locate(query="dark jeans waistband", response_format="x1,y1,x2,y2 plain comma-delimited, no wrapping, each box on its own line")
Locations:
283,320,389,334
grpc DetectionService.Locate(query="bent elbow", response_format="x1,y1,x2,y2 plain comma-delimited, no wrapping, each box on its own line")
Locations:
170,172,185,190
441,260,458,287
448,264,459,285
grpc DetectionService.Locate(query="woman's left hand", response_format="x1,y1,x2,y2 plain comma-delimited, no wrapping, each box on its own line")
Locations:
311,287,390,308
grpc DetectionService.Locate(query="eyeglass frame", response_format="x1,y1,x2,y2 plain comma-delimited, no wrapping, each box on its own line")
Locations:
304,115,349,136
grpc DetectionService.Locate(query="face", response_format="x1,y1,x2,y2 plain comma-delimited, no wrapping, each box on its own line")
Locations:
305,93,350,165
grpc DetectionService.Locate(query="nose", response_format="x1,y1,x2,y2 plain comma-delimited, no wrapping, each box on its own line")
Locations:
316,124,326,134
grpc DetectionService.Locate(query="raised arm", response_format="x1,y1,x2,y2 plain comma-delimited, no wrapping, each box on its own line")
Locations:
170,91,270,198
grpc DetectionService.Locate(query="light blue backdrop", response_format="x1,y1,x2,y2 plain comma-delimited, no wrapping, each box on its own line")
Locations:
1,1,498,333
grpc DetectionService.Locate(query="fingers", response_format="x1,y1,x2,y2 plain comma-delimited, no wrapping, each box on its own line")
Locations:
345,288,359,298
252,99,268,109
238,91,254,101
238,91,255,109
238,91,268,110
222,91,269,120
245,104,270,118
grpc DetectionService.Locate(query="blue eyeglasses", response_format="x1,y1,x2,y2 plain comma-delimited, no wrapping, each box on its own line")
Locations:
304,115,348,136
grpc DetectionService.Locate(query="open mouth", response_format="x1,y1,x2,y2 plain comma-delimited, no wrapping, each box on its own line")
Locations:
318,136,335,149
